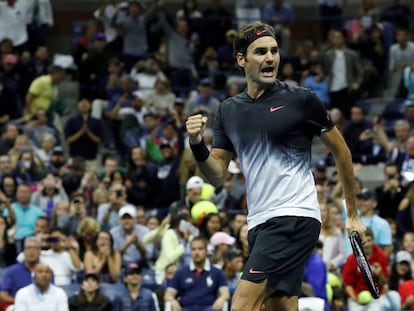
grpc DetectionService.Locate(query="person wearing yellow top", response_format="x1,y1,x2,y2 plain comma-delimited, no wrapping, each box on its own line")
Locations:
25,65,66,116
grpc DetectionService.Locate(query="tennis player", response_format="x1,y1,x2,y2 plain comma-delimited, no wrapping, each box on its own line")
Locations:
186,21,366,311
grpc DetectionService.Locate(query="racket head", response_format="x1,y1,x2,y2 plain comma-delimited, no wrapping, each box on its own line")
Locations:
349,231,380,299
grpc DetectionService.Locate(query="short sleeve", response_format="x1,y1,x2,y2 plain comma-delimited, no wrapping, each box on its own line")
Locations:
212,102,235,152
304,91,334,136
28,77,44,96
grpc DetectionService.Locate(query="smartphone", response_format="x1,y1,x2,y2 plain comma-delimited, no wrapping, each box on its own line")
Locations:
46,236,60,243
179,220,199,237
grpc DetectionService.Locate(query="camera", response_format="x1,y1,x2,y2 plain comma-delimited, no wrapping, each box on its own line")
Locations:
115,190,124,198
46,236,60,243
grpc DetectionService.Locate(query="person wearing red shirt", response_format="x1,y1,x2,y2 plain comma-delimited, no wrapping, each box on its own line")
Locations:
399,277,414,310
342,228,389,310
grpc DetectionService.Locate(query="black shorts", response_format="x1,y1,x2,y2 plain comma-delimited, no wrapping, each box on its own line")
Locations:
241,216,321,296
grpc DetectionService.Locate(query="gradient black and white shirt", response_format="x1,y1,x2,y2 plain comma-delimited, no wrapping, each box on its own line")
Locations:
213,81,334,229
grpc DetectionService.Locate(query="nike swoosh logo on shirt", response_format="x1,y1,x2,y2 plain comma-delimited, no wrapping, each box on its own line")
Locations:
270,106,285,112
249,268,265,274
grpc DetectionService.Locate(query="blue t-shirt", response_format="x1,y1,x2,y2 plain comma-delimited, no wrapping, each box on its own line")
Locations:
4,203,44,239
0,263,33,297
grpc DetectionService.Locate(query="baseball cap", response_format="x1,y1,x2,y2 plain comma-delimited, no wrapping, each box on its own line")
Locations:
52,146,64,155
186,176,204,190
396,250,412,264
228,160,241,174
314,158,327,171
210,231,236,246
199,78,212,87
356,188,376,200
125,262,141,275
83,271,99,282
119,205,137,218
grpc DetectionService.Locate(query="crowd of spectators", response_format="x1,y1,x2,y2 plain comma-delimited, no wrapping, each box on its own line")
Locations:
0,0,414,310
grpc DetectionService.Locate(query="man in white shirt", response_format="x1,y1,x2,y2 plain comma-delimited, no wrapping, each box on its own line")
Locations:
14,263,69,311
0,0,28,51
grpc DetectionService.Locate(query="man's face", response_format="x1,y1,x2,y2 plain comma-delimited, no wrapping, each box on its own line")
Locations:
16,185,32,205
48,231,64,252
23,240,41,264
190,240,207,265
109,184,126,203
124,272,141,286
226,256,244,273
5,124,18,141
357,197,376,216
104,159,118,176
35,218,49,235
120,215,135,231
0,155,12,173
394,123,409,141
34,264,52,288
78,99,91,114
363,235,374,255
186,188,202,204
350,107,364,124
238,36,280,88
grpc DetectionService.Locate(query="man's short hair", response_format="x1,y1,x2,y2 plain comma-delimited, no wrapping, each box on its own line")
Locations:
24,236,42,249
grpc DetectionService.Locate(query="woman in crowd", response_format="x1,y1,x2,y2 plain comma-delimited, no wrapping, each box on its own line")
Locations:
31,172,69,217
0,174,17,202
12,149,44,184
75,217,101,261
84,230,121,283
199,212,222,240
319,203,345,273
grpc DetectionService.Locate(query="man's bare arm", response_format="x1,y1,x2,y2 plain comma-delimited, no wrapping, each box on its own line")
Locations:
197,148,233,187
320,127,367,241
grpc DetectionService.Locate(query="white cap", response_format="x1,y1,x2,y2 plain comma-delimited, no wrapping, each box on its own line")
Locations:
396,250,412,263
186,176,204,190
210,232,236,246
228,160,241,174
118,205,137,218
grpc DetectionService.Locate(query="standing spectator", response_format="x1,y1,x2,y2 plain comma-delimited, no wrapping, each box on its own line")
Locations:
158,9,197,96
110,204,153,267
93,0,120,53
0,237,41,306
114,0,160,71
164,236,230,311
68,272,113,311
318,0,343,41
24,65,66,120
261,0,294,55
0,0,29,53
321,29,364,119
83,230,122,283
388,28,414,97
14,263,69,311
64,99,103,167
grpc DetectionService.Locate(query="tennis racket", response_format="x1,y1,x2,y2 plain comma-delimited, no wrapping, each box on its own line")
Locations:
349,231,380,299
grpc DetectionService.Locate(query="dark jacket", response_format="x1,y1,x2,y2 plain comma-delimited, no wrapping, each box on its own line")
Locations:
69,290,113,311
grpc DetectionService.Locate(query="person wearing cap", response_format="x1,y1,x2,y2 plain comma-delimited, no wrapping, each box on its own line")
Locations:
356,188,393,257
389,250,412,293
97,182,129,230
169,175,204,216
164,236,229,311
68,272,113,311
113,263,158,311
183,78,220,128
14,262,69,311
185,21,366,311
209,231,236,265
110,204,153,267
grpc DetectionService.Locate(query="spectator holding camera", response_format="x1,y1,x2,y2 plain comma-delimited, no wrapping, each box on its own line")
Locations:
60,193,88,237
97,182,130,230
31,173,69,217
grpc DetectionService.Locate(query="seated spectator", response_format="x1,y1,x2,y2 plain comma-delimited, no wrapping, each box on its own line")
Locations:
68,271,113,311
23,108,58,148
164,236,230,311
389,250,412,291
60,193,88,237
145,77,176,118
199,212,222,240
0,155,14,183
34,216,51,250
50,201,70,231
222,249,243,304
35,132,58,165
84,230,121,283
113,262,159,310
74,217,100,261
110,204,153,268
14,263,69,310
0,237,41,308
0,123,19,156
209,231,236,265
5,183,44,252
97,182,130,230
0,215,17,269
31,173,69,217
12,148,46,184
169,175,204,216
